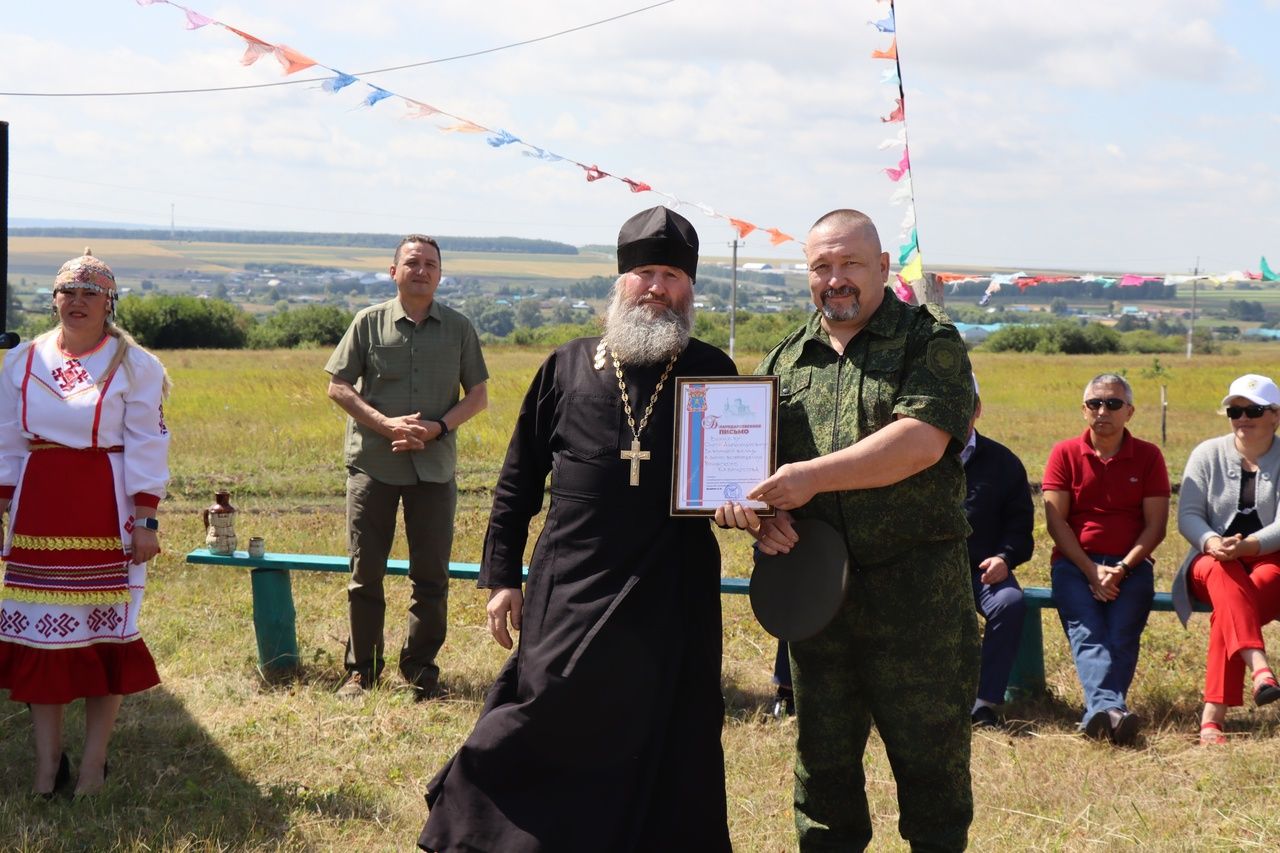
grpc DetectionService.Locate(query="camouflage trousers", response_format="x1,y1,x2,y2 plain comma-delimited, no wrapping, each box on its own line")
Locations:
791,539,980,852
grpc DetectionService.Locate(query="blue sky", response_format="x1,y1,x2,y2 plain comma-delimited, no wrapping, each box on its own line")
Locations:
2,0,1277,272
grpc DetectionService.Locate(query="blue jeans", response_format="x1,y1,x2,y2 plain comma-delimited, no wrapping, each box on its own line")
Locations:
1050,555,1154,724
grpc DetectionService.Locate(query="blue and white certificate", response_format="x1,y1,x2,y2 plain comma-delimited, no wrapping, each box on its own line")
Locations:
671,376,778,516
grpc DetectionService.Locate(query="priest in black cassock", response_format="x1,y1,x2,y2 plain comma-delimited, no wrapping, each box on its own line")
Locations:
419,206,737,853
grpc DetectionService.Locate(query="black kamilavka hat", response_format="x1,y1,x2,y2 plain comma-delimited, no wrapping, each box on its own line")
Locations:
616,206,699,282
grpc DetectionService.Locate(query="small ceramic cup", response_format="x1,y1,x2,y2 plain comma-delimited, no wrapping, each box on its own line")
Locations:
247,536,266,558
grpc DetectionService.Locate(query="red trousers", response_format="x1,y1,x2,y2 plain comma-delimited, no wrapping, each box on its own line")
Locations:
1189,553,1280,706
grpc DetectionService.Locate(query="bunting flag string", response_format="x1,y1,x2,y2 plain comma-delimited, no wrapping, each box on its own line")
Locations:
861,2,1279,304
869,1,921,303
135,0,797,244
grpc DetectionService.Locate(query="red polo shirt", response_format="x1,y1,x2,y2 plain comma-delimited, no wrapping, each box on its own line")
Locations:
1042,428,1170,559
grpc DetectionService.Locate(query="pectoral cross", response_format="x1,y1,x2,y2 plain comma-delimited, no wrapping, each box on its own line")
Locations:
620,438,650,487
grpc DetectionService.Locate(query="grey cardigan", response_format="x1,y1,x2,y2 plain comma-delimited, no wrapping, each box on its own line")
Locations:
1172,433,1280,625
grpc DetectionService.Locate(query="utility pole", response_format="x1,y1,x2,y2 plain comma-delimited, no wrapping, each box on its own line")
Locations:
729,239,739,359
170,203,176,240
1185,255,1199,360
0,120,19,349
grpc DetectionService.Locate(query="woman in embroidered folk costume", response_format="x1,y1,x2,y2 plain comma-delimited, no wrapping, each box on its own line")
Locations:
0,249,171,797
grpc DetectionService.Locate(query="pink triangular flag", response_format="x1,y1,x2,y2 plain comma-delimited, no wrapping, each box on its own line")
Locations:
185,9,214,29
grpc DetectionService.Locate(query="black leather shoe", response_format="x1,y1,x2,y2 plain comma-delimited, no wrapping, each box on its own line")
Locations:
412,683,445,703
1108,709,1141,746
971,706,1000,729
37,752,71,800
770,688,795,719
1083,710,1112,741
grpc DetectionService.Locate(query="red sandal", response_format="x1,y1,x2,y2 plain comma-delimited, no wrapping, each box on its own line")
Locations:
1199,720,1226,746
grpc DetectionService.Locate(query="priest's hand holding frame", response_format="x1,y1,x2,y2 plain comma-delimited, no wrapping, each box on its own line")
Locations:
714,503,801,556
486,587,523,649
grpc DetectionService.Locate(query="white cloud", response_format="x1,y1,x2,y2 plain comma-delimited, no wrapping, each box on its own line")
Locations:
1,0,1276,269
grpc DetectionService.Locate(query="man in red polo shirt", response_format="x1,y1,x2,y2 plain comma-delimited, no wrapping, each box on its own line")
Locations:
1043,373,1170,746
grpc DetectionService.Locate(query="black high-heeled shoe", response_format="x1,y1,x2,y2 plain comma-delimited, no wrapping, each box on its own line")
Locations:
71,758,111,800
37,752,71,800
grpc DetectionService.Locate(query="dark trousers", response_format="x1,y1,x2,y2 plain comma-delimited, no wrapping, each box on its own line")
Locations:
971,570,1026,704
345,469,456,688
791,542,978,852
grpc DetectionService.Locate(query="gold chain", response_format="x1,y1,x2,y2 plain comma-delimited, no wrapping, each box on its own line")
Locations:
612,350,677,442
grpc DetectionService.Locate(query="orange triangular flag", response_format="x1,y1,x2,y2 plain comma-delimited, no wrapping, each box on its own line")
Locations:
404,100,441,118
273,45,317,74
765,228,794,246
442,121,487,133
871,38,898,60
224,25,273,66
728,219,757,238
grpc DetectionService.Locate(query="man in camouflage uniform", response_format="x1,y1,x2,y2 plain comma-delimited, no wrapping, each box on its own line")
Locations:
717,209,979,851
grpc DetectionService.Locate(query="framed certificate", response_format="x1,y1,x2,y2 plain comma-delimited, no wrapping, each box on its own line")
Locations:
671,376,779,517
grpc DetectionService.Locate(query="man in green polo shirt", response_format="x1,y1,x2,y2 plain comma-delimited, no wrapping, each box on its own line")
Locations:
325,234,488,699
716,209,978,851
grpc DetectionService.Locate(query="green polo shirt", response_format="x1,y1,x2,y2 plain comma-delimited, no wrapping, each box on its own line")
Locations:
325,297,488,485
758,293,975,566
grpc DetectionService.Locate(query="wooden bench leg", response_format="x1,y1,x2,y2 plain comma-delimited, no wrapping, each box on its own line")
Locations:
250,568,299,674
1005,606,1047,700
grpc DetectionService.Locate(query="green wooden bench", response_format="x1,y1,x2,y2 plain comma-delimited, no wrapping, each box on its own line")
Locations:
186,549,1207,692
186,548,749,672
1006,586,1210,699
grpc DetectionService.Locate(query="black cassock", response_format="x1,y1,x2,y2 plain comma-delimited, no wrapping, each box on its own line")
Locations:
420,336,736,853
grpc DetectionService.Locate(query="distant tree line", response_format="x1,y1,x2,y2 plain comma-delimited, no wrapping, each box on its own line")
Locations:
11,228,579,256
10,282,1242,358
7,296,358,350
948,279,1175,302
979,321,1217,355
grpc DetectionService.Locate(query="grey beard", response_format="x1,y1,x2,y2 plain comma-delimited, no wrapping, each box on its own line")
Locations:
603,293,692,366
820,287,861,323
821,301,861,323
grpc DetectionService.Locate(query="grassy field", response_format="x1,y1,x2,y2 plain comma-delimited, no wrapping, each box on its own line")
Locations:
2,344,1280,850
7,237,623,280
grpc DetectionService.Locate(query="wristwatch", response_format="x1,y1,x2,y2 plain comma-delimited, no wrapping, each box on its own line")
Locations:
434,419,450,439
1116,560,1130,574
138,517,160,531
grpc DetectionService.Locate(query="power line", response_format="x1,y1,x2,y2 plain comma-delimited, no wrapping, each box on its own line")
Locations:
0,1,674,98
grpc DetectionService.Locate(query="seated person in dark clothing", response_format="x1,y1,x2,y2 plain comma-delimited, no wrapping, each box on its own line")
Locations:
961,376,1032,727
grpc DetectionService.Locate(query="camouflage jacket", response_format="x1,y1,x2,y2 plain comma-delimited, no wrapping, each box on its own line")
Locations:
758,294,975,566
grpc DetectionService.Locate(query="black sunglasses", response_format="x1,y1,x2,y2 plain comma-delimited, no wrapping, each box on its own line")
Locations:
1084,398,1126,411
1226,404,1275,420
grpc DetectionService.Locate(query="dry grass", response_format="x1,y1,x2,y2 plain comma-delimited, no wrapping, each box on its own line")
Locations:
2,345,1280,850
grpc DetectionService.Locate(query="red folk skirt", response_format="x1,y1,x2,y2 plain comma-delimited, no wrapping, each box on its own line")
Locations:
0,445,159,703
